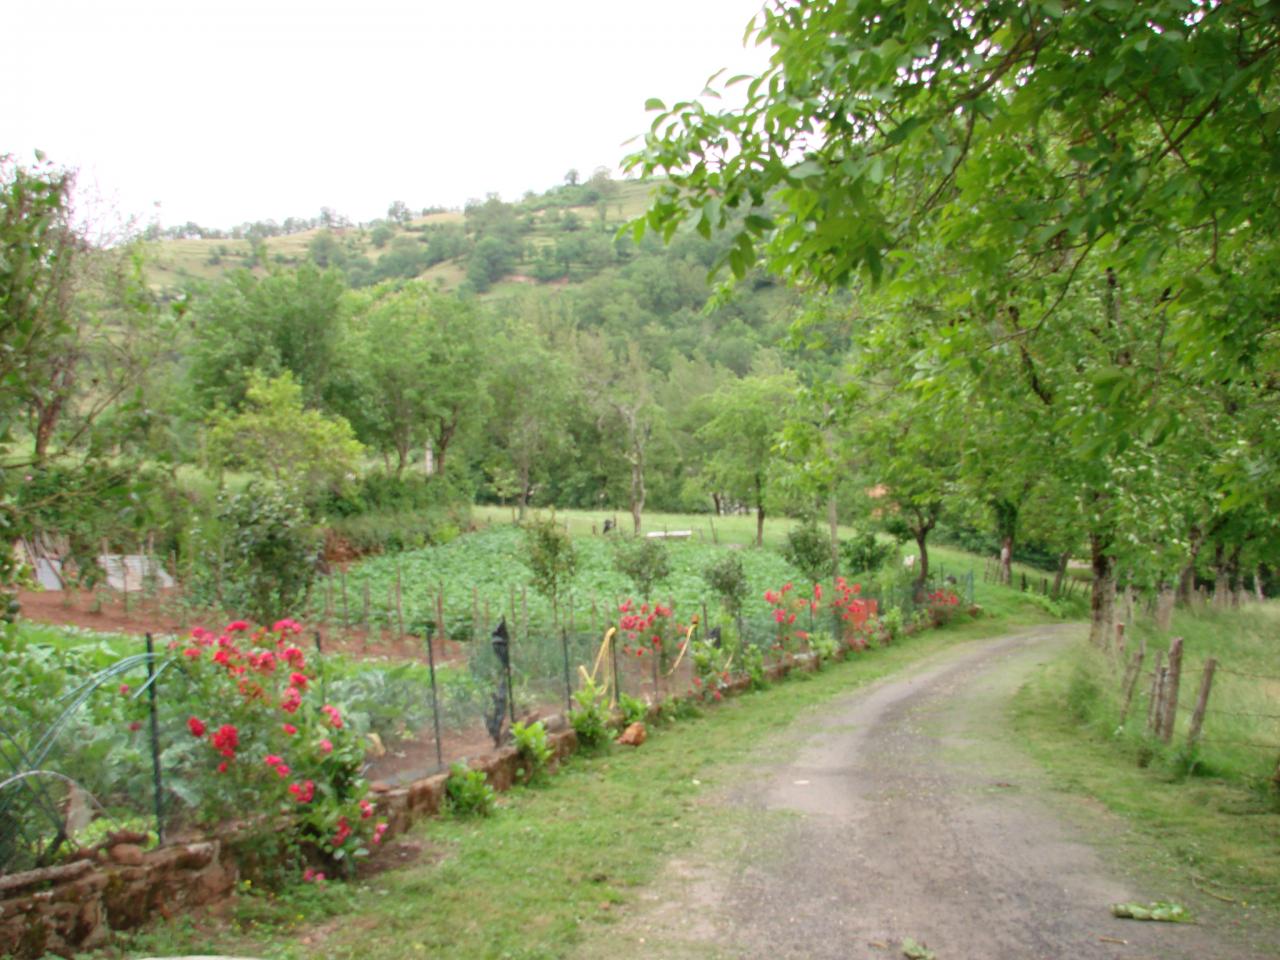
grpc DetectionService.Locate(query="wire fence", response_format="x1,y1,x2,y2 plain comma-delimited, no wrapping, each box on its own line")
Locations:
1110,630,1280,784
2,566,976,876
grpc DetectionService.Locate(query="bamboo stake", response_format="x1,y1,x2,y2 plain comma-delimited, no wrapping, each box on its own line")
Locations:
1185,657,1217,749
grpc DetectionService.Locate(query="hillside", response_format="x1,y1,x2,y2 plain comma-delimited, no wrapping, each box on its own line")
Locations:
141,178,658,297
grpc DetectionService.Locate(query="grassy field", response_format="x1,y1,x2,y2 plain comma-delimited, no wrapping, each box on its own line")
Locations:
109,613,1044,960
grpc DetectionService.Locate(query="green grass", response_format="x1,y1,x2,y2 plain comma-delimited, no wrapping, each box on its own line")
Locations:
110,613,1029,960
1011,612,1280,923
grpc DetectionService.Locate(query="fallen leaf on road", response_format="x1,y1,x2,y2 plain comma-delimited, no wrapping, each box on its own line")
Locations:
901,936,937,959
1110,901,1190,922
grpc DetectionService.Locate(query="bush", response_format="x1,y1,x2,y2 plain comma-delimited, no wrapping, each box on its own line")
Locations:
445,761,496,817
208,484,321,625
611,537,672,602
511,720,554,782
702,553,748,620
782,523,833,584
569,677,610,751
840,530,893,576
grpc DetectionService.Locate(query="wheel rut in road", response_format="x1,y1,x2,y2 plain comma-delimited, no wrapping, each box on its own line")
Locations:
613,626,1274,960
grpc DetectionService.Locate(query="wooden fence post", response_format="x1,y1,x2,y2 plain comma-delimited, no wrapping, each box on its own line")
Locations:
395,574,405,640
1185,657,1217,750
340,569,350,630
1159,636,1184,743
1118,647,1145,726
1146,649,1166,735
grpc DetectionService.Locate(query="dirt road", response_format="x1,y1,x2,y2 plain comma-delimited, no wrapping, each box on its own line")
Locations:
611,626,1273,959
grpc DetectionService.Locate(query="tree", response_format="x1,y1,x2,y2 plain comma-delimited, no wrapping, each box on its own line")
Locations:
386,200,411,224
188,263,347,413
0,155,79,452
576,334,657,534
344,287,487,479
205,371,363,501
696,372,796,546
485,312,576,518
627,0,1280,628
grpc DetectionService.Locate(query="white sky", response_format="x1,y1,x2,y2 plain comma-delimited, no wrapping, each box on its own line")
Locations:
5,0,771,231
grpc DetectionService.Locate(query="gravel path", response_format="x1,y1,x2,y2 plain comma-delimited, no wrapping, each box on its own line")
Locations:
607,626,1275,959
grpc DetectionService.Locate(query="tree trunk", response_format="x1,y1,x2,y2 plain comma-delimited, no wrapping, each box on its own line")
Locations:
1256,565,1267,602
1211,542,1229,608
516,462,530,522
914,528,930,593
394,445,407,479
1088,532,1114,648
629,452,645,535
992,498,1018,586
1051,550,1070,598
1177,526,1203,607
754,473,764,548
827,493,840,577
712,492,723,516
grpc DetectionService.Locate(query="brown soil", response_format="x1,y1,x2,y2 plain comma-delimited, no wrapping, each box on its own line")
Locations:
16,586,455,663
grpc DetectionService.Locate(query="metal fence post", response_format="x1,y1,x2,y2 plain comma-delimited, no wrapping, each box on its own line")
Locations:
561,629,573,716
425,624,444,771
144,633,165,845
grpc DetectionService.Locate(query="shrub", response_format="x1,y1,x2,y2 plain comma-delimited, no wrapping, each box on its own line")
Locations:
611,537,672,602
511,720,554,782
569,676,610,750
445,761,496,817
208,484,321,624
702,553,748,620
618,693,648,726
840,530,893,576
173,618,383,882
782,522,832,584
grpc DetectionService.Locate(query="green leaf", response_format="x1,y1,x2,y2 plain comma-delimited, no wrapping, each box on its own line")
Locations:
644,97,666,112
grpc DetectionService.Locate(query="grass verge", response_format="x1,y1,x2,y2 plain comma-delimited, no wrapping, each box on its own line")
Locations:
1010,631,1280,931
106,611,1046,960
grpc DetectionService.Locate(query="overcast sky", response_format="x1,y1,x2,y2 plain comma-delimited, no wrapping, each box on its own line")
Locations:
5,0,771,231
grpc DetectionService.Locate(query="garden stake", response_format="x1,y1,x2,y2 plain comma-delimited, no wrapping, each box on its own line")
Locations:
340,569,350,630
314,630,326,702
362,580,371,636
521,586,529,644
144,633,165,845
561,628,573,714
435,587,445,648
425,623,444,772
610,621,622,706
396,574,405,640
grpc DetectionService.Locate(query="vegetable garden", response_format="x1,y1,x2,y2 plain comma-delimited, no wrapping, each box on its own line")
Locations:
1,521,975,887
